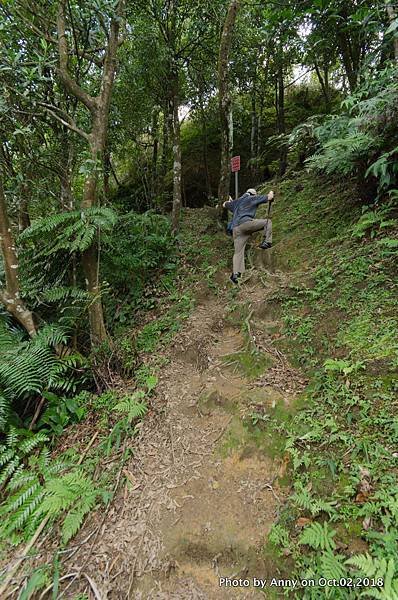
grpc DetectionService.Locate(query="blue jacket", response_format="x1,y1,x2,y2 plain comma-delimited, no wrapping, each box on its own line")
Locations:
226,192,270,230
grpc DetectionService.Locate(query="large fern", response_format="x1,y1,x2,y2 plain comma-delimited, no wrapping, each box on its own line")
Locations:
0,429,49,487
296,64,398,193
38,470,99,543
19,206,117,255
0,442,69,544
346,554,398,599
0,438,98,546
0,318,88,431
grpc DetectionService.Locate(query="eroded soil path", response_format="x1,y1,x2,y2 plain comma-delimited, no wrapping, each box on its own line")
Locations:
65,249,306,599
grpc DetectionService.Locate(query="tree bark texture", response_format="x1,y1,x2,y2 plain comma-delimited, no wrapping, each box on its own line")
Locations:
171,71,182,235
276,64,287,176
56,0,125,345
218,0,240,212
0,176,36,336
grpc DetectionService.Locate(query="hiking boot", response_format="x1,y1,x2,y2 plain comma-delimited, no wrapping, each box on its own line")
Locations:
230,273,240,284
259,240,272,250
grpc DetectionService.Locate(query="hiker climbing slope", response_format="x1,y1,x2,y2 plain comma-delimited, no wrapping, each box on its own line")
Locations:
224,188,274,284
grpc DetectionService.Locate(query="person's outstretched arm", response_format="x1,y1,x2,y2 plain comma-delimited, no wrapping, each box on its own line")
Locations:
255,190,274,205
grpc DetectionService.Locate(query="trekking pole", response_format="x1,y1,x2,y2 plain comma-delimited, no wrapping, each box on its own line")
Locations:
264,197,273,240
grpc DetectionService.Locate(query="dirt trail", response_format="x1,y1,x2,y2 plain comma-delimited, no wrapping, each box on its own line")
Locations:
72,250,305,599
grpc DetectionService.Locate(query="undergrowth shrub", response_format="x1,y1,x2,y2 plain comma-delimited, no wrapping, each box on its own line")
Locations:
102,211,176,332
290,64,398,198
0,385,151,547
0,317,88,433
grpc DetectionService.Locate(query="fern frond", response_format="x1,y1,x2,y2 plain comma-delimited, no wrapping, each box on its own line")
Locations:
5,481,41,513
19,207,118,254
33,325,69,348
61,494,97,543
38,471,96,516
19,432,49,455
320,550,348,581
41,287,89,304
114,392,147,423
299,521,336,551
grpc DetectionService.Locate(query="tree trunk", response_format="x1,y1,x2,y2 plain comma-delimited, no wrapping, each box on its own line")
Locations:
81,244,107,344
386,4,398,61
250,66,257,164
151,106,159,199
170,73,182,235
257,95,264,158
0,176,36,336
81,130,108,345
218,0,240,212
250,93,257,160
18,195,31,232
276,64,287,177
314,60,331,112
200,101,212,199
160,102,170,178
103,143,111,199
59,130,74,210
55,0,125,347
336,30,358,92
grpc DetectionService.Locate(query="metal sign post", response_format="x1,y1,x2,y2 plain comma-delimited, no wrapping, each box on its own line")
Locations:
231,155,240,199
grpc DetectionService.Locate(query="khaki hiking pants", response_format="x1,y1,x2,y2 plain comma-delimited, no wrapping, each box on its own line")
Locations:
232,219,272,273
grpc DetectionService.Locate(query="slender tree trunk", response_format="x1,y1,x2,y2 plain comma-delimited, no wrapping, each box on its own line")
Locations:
336,30,358,92
55,0,125,346
250,66,257,164
218,0,240,212
170,72,182,235
103,143,111,198
81,129,108,345
276,64,287,176
250,94,257,160
59,131,74,210
151,106,159,199
386,4,398,60
161,105,170,183
200,101,212,199
257,95,264,158
0,176,36,336
314,60,331,112
18,198,30,233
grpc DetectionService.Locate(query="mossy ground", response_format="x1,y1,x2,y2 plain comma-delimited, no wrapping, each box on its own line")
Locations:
250,171,398,595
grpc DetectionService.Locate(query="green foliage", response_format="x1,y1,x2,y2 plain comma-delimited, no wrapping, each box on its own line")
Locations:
135,293,193,353
0,427,102,547
38,392,87,436
101,370,153,456
0,318,89,432
19,207,118,255
346,555,398,599
19,566,50,600
263,171,398,595
102,211,176,331
0,438,69,545
0,428,49,488
351,204,397,239
324,358,365,376
114,391,147,423
39,471,99,543
299,521,336,551
303,65,398,195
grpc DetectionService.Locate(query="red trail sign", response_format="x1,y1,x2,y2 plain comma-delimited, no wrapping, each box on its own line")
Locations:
231,155,240,172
